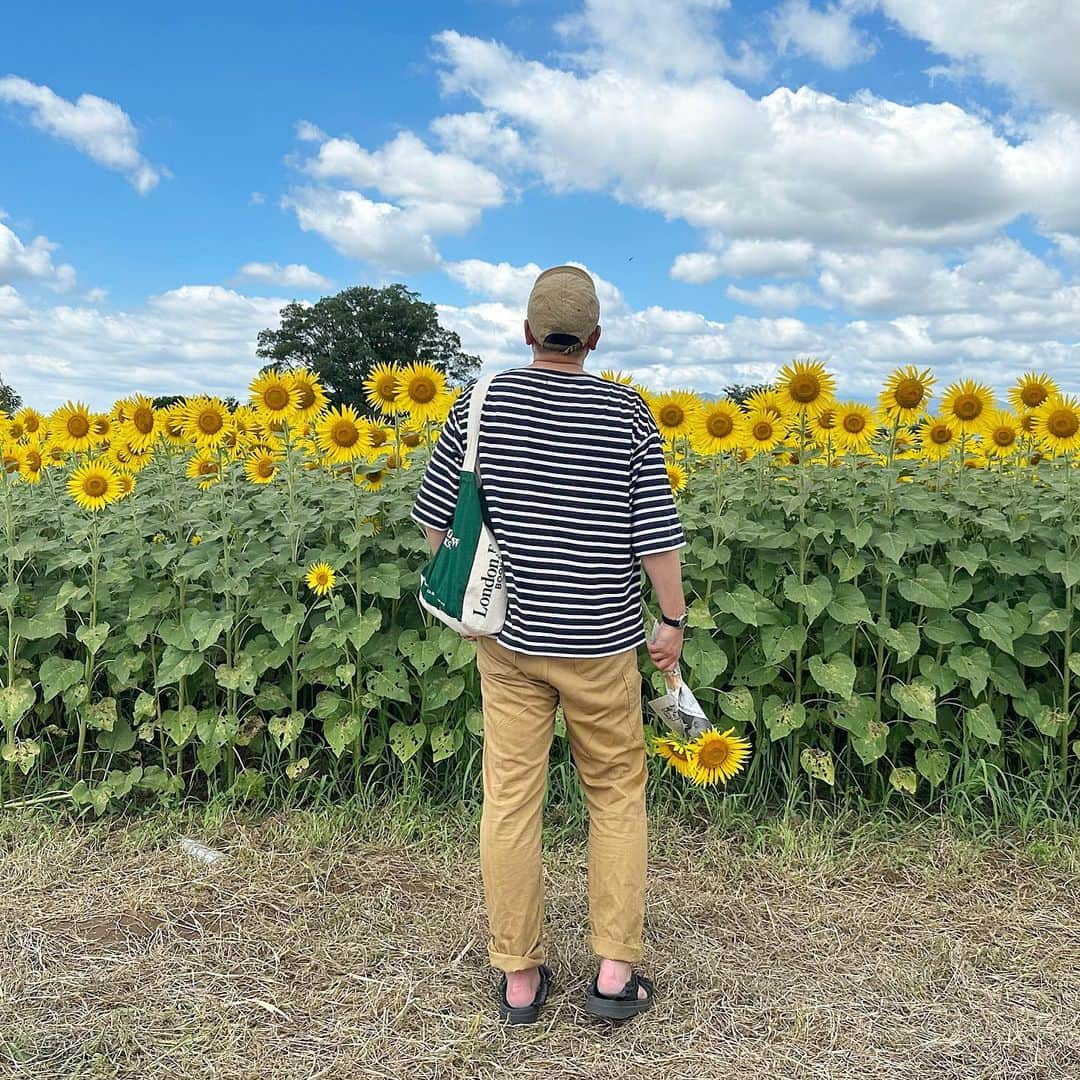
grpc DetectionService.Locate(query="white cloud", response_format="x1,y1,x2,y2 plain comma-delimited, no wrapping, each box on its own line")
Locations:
670,252,724,284
237,261,332,290
0,219,75,290
0,285,27,318
726,281,814,311
673,239,817,282
771,0,875,68
249,191,266,206
0,76,164,194
879,1,1080,117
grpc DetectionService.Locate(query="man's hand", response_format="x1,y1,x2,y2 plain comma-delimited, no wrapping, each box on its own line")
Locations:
647,623,683,672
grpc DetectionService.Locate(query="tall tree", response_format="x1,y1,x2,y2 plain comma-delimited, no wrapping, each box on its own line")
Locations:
255,283,481,412
723,382,774,407
0,372,21,415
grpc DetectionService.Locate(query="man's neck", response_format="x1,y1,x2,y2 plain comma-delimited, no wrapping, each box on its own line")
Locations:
526,352,586,374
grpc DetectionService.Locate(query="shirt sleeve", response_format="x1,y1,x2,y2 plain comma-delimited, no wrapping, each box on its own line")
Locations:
629,402,686,558
410,390,469,531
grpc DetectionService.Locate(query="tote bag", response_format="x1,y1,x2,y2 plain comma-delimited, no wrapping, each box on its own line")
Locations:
418,373,507,636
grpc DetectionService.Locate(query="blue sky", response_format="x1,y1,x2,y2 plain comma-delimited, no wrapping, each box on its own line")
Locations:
2,0,1079,409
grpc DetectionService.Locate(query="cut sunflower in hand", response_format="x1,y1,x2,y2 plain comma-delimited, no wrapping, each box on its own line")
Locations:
686,727,752,786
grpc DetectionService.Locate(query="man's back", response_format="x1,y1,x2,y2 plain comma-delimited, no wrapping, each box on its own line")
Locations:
412,367,684,657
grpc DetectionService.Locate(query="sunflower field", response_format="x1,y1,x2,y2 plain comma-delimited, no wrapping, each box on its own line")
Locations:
2,359,1079,814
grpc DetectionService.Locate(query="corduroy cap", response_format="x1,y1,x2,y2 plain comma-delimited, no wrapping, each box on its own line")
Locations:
526,265,600,354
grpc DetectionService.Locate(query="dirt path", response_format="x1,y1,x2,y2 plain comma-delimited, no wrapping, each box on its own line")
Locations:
1,811,1077,1080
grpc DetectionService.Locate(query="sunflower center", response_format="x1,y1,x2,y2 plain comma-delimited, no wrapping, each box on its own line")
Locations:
84,476,108,497
953,395,981,421
409,377,436,404
930,424,952,445
9,423,24,439
332,421,359,448
894,378,925,409
295,385,316,410
67,415,90,439
376,377,397,402
402,431,421,448
198,410,223,435
843,414,866,434
752,421,774,441
198,460,218,477
1022,384,1049,408
993,427,1016,447
1048,409,1079,438
26,452,42,471
3,455,18,474
133,407,155,434
816,410,836,430
790,375,820,403
697,740,732,769
256,458,275,478
1020,414,1036,433
707,413,733,438
369,428,388,447
24,416,40,433
659,405,685,428
264,387,290,412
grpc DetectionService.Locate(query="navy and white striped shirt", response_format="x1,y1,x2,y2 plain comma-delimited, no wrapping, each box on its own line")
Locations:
411,367,685,657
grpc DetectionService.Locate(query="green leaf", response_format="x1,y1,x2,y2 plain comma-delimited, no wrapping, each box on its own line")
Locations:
188,609,233,652
342,608,381,650
783,575,832,625
762,696,805,742
717,686,755,724
53,581,90,610
161,706,197,747
0,679,36,731
155,646,204,687
897,564,952,609
680,634,728,686
14,609,67,641
268,712,306,750
1032,706,1066,738
888,767,918,795
686,599,714,629
398,629,441,674
915,748,949,787
324,711,364,758
38,656,85,703
760,624,806,665
363,563,401,599
313,691,347,720
891,680,938,724
464,708,485,736
96,718,136,754
429,721,463,763
827,583,872,625
255,684,291,712
86,698,117,732
215,656,257,695
1045,549,1080,588
1070,654,1080,677
875,532,907,563
833,695,873,740
877,622,920,663
921,614,972,647
438,628,476,672
388,720,426,763
967,602,1017,656
229,769,266,802
946,646,992,698
714,583,761,627
807,653,857,699
422,674,465,712
842,521,872,549
75,621,110,656
366,662,411,704
965,703,1002,746
800,748,834,785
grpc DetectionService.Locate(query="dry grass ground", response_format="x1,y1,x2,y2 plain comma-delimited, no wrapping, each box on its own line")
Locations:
1,805,1078,1080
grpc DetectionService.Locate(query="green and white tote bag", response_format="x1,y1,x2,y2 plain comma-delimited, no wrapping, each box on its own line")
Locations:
418,373,507,636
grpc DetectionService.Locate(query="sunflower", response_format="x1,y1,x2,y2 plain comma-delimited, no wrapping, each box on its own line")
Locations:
250,371,301,426
115,472,136,499
20,445,44,484
360,467,386,491
315,405,367,464
982,410,1022,457
686,727,752,786
775,359,836,419
692,401,744,455
362,423,394,457
651,735,696,778
743,387,790,421
15,407,44,438
90,414,112,443
832,401,876,454
1009,371,1059,413
400,427,423,449
1018,411,1037,436
364,362,404,416
159,406,188,447
68,461,122,511
600,369,634,385
1030,394,1080,455
666,462,688,493
186,451,222,489
741,408,786,457
651,390,701,441
2,444,24,477
809,406,837,442
120,394,159,450
879,366,935,422
940,379,994,434
182,396,231,449
50,401,96,454
287,368,328,423
305,561,336,596
918,416,959,461
395,362,450,425
244,450,279,484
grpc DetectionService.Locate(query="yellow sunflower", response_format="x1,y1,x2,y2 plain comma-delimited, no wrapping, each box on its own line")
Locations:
940,379,994,434
315,405,367,464
49,401,96,454
1008,371,1059,413
982,410,1022,457
879,366,935,422
90,414,112,443
395,362,450,424
686,727,752,786
182,396,231,449
121,394,160,450
743,387,791,421
305,561,336,596
741,408,786,457
186,451,222,489
287,368,328,423
20,445,44,484
666,462,688,493
15,407,44,438
244,450,279,484
399,427,423,449
250,370,301,427
159,405,188,447
115,472,136,499
775,359,836,419
918,416,959,461
651,735,696,778
2,443,24,477
651,390,701,441
691,401,744,455
364,362,404,416
809,406,837,444
1030,394,1080,455
68,461,122,511
832,401,876,454
360,467,386,491
600,369,634,385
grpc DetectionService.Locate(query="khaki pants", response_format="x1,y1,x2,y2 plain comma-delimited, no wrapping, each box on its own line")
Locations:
475,636,648,972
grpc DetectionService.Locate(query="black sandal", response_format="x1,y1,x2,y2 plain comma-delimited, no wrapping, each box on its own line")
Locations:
497,964,552,1025
584,970,656,1020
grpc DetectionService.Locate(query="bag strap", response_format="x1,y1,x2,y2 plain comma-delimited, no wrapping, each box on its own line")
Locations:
463,372,497,474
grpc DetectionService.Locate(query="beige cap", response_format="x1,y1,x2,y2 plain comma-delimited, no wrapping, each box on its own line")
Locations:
526,265,600,354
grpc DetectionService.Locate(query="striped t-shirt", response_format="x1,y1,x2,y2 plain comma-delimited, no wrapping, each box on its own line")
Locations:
411,367,685,657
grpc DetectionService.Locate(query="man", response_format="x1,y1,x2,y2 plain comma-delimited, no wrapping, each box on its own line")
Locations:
411,265,687,1023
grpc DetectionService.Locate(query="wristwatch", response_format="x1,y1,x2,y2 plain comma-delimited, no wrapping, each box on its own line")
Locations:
660,609,689,629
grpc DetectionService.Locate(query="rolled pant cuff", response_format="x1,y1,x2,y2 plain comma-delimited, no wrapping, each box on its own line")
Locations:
590,935,643,963
488,947,546,973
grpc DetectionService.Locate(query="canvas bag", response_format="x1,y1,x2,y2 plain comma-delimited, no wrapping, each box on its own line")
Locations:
418,373,507,636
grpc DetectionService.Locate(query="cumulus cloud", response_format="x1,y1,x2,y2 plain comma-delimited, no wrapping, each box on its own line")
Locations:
0,76,164,194
236,261,332,290
771,0,875,69
726,282,814,311
673,240,816,282
0,219,75,290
